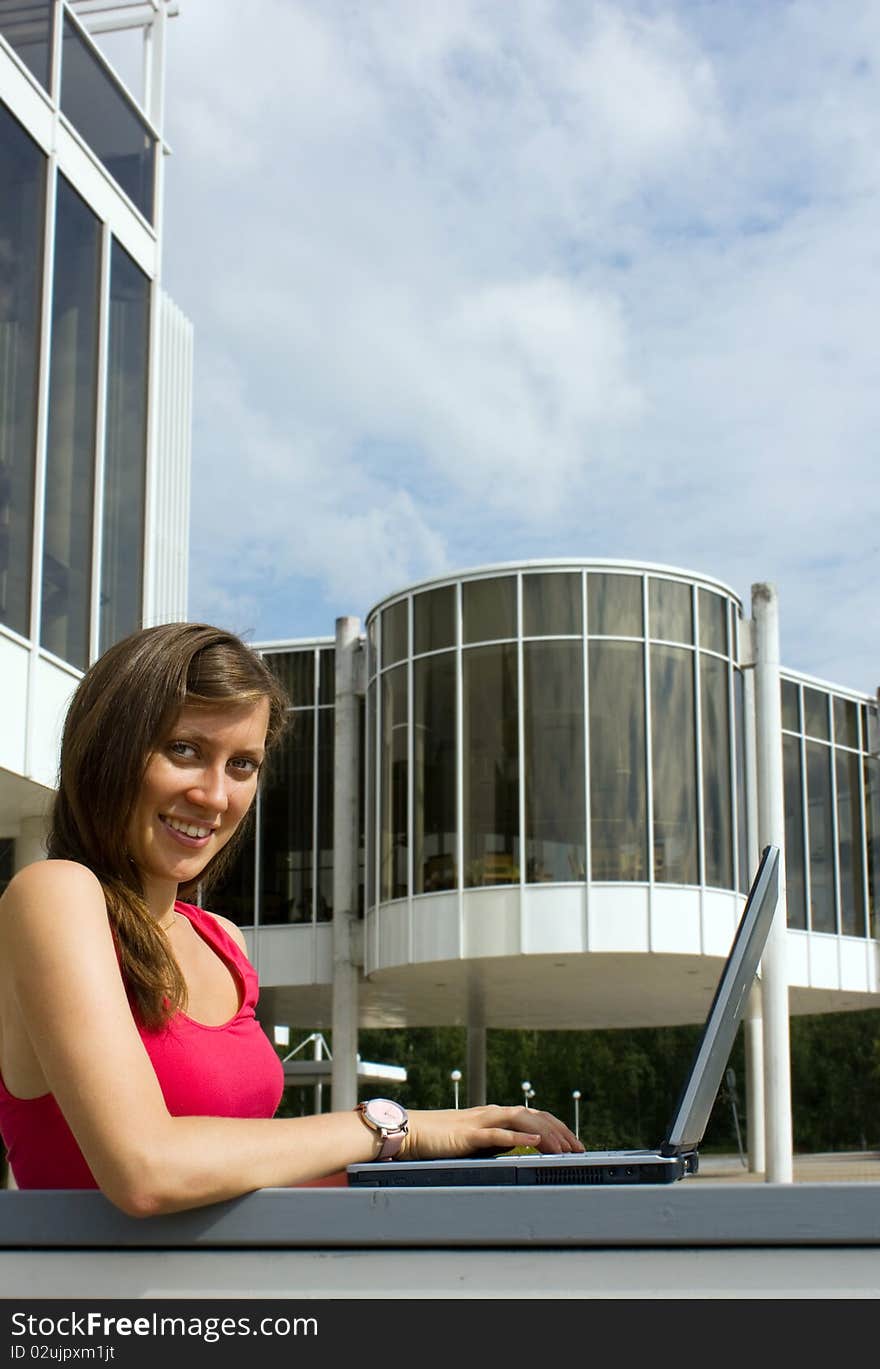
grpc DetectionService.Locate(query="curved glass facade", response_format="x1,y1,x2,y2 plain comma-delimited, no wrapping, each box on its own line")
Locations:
365,563,749,910
211,565,880,960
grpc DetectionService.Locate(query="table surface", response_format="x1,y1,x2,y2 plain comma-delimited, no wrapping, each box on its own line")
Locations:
3,1182,879,1299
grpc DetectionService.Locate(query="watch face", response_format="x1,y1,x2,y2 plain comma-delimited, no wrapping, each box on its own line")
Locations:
364,1098,406,1129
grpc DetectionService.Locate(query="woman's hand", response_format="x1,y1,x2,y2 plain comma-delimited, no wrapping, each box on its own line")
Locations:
401,1105,584,1161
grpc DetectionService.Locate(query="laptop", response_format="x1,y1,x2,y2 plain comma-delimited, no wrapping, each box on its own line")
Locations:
347,844,780,1188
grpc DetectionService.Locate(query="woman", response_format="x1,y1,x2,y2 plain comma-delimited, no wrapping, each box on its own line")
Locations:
0,623,581,1215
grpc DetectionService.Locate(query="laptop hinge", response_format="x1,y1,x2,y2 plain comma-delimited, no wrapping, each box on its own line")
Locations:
660,1142,698,1166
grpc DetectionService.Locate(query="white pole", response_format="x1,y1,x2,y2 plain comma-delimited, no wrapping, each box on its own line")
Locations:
331,616,361,1111
745,986,765,1173
751,583,793,1183
742,664,765,1173
450,1069,461,1108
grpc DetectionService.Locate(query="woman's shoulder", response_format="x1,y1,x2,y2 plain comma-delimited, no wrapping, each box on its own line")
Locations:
1,858,103,910
0,861,107,960
206,911,249,955
178,902,248,954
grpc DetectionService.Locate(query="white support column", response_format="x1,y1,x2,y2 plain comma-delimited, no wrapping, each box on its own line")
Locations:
331,617,361,1112
466,1027,487,1107
742,664,763,1173
745,985,765,1173
15,815,49,871
751,583,793,1183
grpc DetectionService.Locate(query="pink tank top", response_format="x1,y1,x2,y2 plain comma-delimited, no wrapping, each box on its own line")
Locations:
0,902,285,1189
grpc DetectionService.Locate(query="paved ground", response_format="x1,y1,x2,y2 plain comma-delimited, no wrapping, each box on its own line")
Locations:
696,1150,880,1182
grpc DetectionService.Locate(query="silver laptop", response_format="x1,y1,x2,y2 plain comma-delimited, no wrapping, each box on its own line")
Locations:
348,844,780,1188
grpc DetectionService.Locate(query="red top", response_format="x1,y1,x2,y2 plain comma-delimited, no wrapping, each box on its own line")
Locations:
0,902,285,1189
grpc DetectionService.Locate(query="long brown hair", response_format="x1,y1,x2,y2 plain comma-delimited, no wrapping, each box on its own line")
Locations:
47,623,290,1028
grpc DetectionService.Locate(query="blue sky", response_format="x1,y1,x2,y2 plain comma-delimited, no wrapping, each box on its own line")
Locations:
119,1,879,689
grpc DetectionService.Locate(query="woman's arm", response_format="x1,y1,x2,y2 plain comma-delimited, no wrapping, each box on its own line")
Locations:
1,861,580,1217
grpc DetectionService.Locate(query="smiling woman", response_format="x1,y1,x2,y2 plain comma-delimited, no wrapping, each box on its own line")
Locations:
43,623,289,1030
0,623,582,1214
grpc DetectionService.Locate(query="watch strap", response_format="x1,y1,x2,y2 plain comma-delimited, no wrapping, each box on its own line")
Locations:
373,1128,406,1162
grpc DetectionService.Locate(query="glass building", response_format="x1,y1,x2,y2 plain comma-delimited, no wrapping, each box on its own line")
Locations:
215,562,879,1056
0,2,191,866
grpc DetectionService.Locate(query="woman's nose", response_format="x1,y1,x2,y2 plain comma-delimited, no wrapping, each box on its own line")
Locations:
188,766,230,811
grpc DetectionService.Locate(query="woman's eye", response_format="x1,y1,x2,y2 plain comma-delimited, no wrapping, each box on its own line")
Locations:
168,741,197,759
229,757,260,776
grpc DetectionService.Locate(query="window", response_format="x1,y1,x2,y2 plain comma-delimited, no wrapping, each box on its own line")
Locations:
524,640,585,882
0,103,44,639
60,13,155,222
651,644,698,884
463,644,519,886
587,572,642,637
649,578,693,644
413,652,456,892
41,176,100,669
462,577,516,644
589,640,646,881
700,653,733,889
0,1,54,91
380,664,407,900
99,239,149,654
523,572,581,637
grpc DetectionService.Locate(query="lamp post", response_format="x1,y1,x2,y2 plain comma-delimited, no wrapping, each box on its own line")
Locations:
521,1080,534,1109
572,1089,581,1140
450,1068,462,1109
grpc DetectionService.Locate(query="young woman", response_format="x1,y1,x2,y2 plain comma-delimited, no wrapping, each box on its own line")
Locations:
0,622,581,1215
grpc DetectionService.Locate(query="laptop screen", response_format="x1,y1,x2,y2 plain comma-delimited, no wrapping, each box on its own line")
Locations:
662,844,780,1156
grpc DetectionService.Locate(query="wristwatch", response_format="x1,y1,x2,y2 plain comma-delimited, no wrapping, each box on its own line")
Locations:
354,1098,409,1161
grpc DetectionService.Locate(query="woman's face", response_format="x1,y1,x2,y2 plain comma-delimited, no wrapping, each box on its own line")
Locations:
126,697,270,904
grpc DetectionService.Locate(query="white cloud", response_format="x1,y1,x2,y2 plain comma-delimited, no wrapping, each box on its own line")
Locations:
157,0,880,689
186,351,449,629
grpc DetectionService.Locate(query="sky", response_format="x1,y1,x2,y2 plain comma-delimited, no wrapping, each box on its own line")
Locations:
111,1,879,690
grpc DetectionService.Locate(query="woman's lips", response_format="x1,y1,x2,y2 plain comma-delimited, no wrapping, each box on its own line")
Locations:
159,814,215,848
